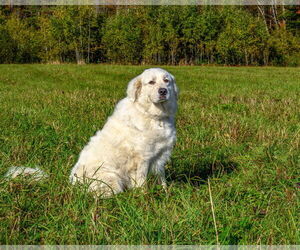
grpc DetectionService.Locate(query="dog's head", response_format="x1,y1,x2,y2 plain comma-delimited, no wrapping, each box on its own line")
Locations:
127,68,178,117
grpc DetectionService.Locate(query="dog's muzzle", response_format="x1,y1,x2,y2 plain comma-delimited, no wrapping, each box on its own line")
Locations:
158,88,168,101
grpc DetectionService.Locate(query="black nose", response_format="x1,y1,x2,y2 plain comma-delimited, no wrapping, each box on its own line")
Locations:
158,88,167,96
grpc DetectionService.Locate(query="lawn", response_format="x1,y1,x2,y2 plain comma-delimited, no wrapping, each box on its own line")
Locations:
0,64,299,244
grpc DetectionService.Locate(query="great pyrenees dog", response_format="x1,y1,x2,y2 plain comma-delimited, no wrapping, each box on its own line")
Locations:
70,68,178,196
6,68,178,197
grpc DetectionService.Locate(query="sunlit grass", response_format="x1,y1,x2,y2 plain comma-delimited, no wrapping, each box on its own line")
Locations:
0,64,299,244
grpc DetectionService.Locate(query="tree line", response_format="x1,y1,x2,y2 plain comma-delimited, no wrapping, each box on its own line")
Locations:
0,5,299,66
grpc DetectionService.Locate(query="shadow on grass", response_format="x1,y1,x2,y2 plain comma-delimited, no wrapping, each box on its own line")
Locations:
167,152,238,186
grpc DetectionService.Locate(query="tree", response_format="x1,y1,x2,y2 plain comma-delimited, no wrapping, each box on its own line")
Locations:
2,12,41,63
217,7,269,65
102,9,143,64
47,6,98,64
0,5,299,66
268,28,300,66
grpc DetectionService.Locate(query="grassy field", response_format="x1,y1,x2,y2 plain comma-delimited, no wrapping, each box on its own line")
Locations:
0,65,299,245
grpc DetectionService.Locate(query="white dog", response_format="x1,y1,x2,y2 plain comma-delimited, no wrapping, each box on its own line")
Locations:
5,68,178,197
70,68,178,196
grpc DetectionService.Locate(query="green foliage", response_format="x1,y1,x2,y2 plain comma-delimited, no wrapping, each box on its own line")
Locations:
0,65,299,244
47,6,99,63
143,6,184,64
284,6,300,36
37,14,61,63
217,8,269,65
190,6,224,64
0,24,14,63
0,13,41,63
102,10,143,64
0,6,299,66
142,21,165,64
268,28,300,66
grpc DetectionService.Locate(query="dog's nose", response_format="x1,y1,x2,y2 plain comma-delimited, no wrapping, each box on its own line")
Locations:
158,88,167,96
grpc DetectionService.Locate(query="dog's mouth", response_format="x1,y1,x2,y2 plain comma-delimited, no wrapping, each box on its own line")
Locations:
150,95,168,104
158,96,167,102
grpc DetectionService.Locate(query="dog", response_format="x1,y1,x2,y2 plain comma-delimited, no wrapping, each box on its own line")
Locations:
5,68,178,197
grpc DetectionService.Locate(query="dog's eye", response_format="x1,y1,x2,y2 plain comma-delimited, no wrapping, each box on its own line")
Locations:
163,78,169,83
149,81,155,85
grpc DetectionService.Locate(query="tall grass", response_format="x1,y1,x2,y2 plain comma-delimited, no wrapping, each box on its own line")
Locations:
0,65,299,244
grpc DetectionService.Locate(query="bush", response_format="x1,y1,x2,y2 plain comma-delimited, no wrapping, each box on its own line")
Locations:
268,28,300,66
102,10,143,64
216,8,269,66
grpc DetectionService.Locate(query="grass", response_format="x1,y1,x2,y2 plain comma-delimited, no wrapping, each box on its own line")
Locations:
0,64,299,245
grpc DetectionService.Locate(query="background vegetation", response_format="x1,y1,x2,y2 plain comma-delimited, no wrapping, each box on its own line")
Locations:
0,65,299,244
0,5,299,66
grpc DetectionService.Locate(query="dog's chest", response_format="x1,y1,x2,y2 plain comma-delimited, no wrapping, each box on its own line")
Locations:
143,119,176,153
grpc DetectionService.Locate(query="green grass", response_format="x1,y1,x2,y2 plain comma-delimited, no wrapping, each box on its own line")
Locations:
0,64,299,244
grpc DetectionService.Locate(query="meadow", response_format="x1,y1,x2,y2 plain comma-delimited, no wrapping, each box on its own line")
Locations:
0,65,299,244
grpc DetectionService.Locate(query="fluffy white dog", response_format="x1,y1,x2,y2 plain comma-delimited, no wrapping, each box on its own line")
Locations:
70,68,178,196
5,68,178,197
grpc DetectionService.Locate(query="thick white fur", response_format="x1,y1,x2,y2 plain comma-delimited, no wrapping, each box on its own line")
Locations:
5,166,48,180
5,68,178,197
70,68,178,196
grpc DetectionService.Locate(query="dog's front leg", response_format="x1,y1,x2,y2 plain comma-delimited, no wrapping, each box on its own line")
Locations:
131,162,149,188
150,149,170,190
157,167,167,190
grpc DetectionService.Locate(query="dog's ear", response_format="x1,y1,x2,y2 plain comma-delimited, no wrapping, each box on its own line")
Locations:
127,75,142,102
169,73,179,99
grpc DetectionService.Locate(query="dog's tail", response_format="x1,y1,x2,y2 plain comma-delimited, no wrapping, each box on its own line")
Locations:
4,166,48,180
